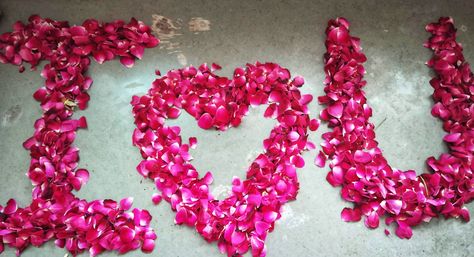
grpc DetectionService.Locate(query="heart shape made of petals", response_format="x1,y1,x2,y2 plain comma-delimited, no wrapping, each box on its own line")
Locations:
131,62,319,257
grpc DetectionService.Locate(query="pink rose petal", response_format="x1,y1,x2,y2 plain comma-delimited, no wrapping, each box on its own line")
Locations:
197,113,213,129
314,151,326,168
328,102,343,118
119,227,136,243
353,150,372,163
141,239,155,253
151,193,162,205
341,207,362,222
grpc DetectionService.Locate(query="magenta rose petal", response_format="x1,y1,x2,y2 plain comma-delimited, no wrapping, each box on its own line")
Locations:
353,150,372,163
341,208,362,222
119,227,136,243
309,119,320,131
93,51,106,64
443,133,461,143
314,151,326,168
141,239,155,253
364,212,380,229
175,208,187,224
130,45,145,59
3,199,17,215
291,155,305,168
328,26,349,44
215,106,230,123
197,113,213,129
75,169,90,185
120,197,134,210
189,137,197,148
151,193,162,205
120,56,135,68
327,102,343,118
231,231,246,246
395,222,413,239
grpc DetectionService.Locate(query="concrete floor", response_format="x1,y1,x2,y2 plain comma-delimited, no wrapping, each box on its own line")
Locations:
0,0,473,256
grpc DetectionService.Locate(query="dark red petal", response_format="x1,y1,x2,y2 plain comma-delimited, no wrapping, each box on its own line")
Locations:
120,56,135,68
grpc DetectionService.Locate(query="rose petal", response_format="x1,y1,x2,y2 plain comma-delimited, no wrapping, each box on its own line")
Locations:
197,113,213,129
395,222,413,239
141,239,155,253
291,155,305,168
120,56,135,68
314,151,326,168
328,102,343,118
120,197,134,210
341,207,362,222
231,231,246,246
353,150,372,163
119,227,136,243
130,45,145,59
151,193,162,205
4,199,17,215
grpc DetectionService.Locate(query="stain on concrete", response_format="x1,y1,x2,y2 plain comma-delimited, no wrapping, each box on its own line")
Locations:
245,148,263,162
211,184,232,200
151,14,211,65
151,14,183,45
2,104,23,126
125,82,144,89
278,205,309,229
176,52,188,66
188,17,211,33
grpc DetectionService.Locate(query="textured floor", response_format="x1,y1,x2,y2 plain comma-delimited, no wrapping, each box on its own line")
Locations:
0,0,473,256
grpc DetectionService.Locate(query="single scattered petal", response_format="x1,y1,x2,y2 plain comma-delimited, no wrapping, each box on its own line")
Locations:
151,193,162,205
309,119,320,131
189,137,197,149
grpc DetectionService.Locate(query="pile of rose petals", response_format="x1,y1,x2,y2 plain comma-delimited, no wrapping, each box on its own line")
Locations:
0,15,158,256
317,17,473,238
131,62,318,257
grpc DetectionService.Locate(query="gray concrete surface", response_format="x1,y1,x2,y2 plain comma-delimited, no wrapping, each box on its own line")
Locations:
0,0,473,256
